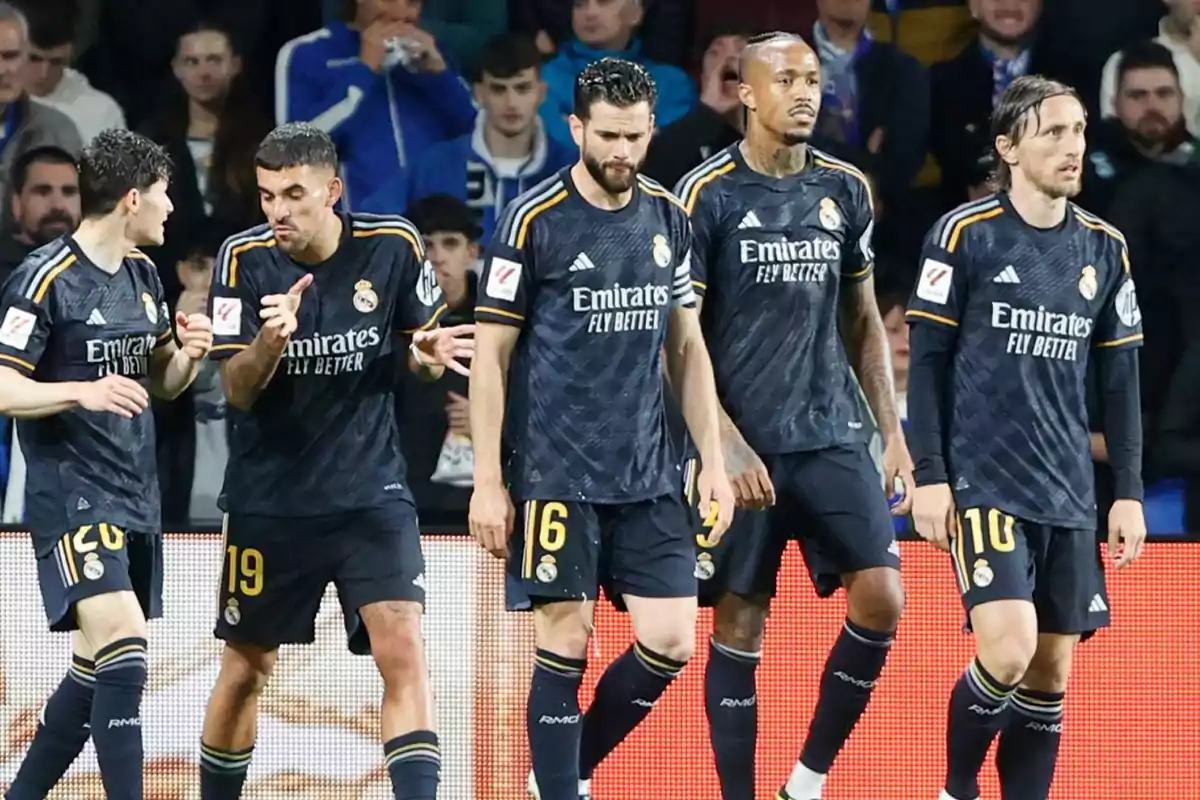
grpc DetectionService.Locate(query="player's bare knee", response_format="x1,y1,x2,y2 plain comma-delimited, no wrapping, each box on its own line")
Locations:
627,596,697,662
218,643,278,698
533,600,594,658
844,567,905,631
1021,633,1078,693
712,593,768,653
972,602,1039,684
362,602,427,688
75,590,147,648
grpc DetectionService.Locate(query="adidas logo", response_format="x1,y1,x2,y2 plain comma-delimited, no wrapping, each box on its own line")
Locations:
737,211,762,229
992,265,1020,284
86,309,107,325
76,497,90,511
1088,594,1108,613
569,252,597,272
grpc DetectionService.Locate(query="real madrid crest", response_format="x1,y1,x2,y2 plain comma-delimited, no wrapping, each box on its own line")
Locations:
818,197,843,231
224,598,241,626
142,292,158,323
1078,266,1098,301
972,558,993,588
83,553,104,581
535,555,558,583
353,279,379,313
652,233,672,268
694,553,715,581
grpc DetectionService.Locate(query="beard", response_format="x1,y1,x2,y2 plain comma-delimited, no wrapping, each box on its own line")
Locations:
582,149,641,194
28,209,75,245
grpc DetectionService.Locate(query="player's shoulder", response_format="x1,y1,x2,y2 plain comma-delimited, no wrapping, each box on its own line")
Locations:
349,211,424,256
635,174,687,222
6,238,75,304
673,145,738,215
1069,203,1128,252
214,224,275,288
124,248,164,291
809,147,873,207
927,195,1006,254
495,169,570,249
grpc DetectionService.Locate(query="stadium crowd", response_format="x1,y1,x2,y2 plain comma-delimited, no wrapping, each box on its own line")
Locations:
0,0,1194,533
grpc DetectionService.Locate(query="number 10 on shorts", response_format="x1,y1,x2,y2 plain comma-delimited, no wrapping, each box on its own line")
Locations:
954,507,1015,591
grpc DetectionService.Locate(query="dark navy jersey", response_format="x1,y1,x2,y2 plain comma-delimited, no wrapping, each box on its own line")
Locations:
208,213,445,517
476,169,695,503
906,194,1143,527
675,144,876,455
0,238,172,536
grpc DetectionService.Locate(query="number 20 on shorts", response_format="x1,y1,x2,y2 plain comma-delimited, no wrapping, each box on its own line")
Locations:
523,501,567,580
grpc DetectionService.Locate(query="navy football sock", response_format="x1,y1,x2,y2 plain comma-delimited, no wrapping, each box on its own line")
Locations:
944,658,1016,800
527,649,586,800
578,642,686,779
199,742,254,799
797,620,894,773
384,730,440,800
996,688,1065,800
5,655,95,799
91,637,148,800
705,639,760,800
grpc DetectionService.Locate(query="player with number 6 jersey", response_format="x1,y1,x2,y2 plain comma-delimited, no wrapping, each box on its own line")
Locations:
469,58,734,800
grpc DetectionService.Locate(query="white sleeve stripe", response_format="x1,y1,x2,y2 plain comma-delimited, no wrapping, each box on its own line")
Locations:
217,229,275,285
672,287,697,307
504,180,566,247
674,152,733,207
22,247,73,300
935,198,1002,250
273,28,331,124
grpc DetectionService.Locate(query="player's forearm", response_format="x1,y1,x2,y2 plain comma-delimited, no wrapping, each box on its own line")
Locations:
1099,347,1144,501
469,356,508,486
221,335,287,411
907,323,956,485
150,346,202,400
666,333,725,471
841,287,903,439
0,371,83,418
406,348,445,382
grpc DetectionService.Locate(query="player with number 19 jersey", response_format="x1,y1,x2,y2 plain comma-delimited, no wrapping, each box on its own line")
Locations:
208,212,444,652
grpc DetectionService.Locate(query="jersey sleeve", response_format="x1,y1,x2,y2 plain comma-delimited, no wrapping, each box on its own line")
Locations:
0,265,54,375
840,177,876,283
392,227,447,334
670,208,697,309
208,234,263,362
675,176,717,300
906,222,969,329
138,253,173,348
476,201,538,327
1094,243,1143,351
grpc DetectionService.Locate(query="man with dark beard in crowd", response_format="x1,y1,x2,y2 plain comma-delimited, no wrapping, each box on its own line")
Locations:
0,146,80,280
1077,39,1197,216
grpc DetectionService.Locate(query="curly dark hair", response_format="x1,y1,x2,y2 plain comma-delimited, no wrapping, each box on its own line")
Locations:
573,57,657,119
79,129,173,218
255,123,339,172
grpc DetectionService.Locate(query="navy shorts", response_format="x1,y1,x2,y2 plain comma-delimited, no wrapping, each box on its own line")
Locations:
214,501,425,655
506,492,695,611
691,445,900,606
952,506,1110,637
34,523,163,632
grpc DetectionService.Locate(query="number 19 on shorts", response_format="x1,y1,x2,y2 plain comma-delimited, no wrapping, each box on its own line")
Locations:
224,544,264,597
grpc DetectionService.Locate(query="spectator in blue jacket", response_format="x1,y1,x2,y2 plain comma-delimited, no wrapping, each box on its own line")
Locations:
275,0,476,210
539,0,695,148
401,34,573,243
